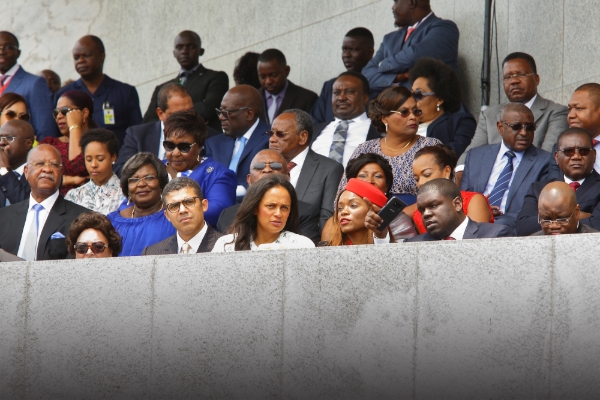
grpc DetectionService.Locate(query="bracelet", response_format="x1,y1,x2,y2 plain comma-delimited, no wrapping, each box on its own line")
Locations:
69,125,81,132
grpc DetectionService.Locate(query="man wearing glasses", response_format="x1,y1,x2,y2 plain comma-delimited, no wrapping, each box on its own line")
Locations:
517,128,600,236
0,31,56,140
142,177,221,255
0,120,34,207
460,103,555,231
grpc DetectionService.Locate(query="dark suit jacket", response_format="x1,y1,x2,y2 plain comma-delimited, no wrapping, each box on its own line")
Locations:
142,65,229,131
426,110,476,159
204,120,271,200
216,200,321,243
0,249,24,262
0,170,30,209
0,196,90,260
260,80,318,124
530,224,599,236
516,170,600,236
141,224,221,255
404,219,514,242
460,144,554,229
5,66,57,140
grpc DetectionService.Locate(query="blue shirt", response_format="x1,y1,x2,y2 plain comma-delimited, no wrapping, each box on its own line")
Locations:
107,209,175,257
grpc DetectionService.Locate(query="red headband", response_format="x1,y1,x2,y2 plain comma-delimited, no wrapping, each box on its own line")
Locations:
344,178,388,208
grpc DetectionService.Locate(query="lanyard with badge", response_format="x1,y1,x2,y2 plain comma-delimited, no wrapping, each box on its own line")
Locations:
102,101,115,125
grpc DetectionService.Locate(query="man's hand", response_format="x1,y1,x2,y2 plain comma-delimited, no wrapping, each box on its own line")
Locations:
0,146,10,169
393,72,409,83
363,197,388,238
490,205,503,217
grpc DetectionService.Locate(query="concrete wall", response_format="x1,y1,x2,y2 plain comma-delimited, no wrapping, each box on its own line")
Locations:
1,235,600,399
2,1,598,120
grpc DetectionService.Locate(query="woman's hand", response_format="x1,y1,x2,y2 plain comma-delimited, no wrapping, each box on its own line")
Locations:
66,109,85,129
62,175,89,187
363,197,388,239
165,163,178,179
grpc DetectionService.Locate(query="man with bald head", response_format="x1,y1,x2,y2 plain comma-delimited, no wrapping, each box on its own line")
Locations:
205,84,270,201
531,182,598,235
143,31,229,131
216,149,320,242
0,120,34,207
55,35,142,145
461,103,555,230
0,144,89,260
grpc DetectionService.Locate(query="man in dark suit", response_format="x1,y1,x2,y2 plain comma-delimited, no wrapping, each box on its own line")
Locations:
311,71,380,168
517,128,600,235
362,0,459,97
405,179,513,242
143,177,221,255
461,103,555,230
269,109,343,231
55,35,142,146
0,31,56,140
142,31,229,132
0,120,34,207
216,150,320,242
0,144,89,261
310,27,374,125
257,49,318,125
205,85,270,202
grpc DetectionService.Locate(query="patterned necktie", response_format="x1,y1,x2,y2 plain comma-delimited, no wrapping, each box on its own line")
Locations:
180,243,192,254
268,94,279,123
22,204,44,261
179,71,190,85
488,151,516,208
0,75,9,87
287,161,296,172
228,136,248,172
329,120,350,164
593,139,600,147
404,27,415,42
569,181,581,191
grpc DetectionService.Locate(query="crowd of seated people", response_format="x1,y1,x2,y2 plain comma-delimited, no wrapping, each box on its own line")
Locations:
1,0,600,262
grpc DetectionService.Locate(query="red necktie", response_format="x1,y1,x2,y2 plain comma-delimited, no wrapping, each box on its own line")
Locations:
569,181,581,191
444,237,456,241
287,161,296,172
404,27,415,43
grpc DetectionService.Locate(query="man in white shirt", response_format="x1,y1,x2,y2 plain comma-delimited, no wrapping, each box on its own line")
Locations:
311,71,380,168
142,177,221,255
0,120,34,207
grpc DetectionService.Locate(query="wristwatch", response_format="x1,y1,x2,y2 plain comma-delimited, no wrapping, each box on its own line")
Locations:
0,167,8,176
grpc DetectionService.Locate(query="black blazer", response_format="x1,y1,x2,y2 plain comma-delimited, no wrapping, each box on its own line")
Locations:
0,171,30,209
311,120,381,146
426,110,476,159
516,170,600,236
260,80,318,124
142,64,229,131
0,196,90,260
216,200,321,243
404,219,514,242
142,224,222,255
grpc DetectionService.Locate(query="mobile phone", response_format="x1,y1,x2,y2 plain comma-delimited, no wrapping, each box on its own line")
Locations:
377,197,408,230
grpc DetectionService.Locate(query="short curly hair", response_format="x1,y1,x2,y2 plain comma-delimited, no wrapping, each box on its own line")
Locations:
368,86,412,133
120,152,169,197
163,110,207,148
408,57,462,113
66,212,122,257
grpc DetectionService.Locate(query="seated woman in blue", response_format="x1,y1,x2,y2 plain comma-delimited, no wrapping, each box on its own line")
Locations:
107,152,175,256
163,110,236,227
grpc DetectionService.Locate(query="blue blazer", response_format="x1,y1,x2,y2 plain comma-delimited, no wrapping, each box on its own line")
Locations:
5,66,57,140
460,144,554,229
426,110,476,158
362,13,459,96
204,119,271,200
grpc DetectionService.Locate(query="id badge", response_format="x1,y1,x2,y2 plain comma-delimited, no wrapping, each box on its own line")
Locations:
103,108,115,125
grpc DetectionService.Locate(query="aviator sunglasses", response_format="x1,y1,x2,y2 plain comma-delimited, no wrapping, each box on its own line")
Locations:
1,110,30,122
74,242,108,255
252,161,284,171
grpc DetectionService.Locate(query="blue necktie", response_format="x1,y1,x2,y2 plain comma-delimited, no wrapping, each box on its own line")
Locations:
228,136,247,172
22,204,44,261
488,151,516,208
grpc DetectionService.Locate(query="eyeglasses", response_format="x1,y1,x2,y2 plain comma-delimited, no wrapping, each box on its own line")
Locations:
557,147,592,157
165,196,200,213
252,161,283,171
412,89,436,101
163,141,197,153
503,73,536,82
501,121,537,132
0,135,16,143
28,161,62,169
538,209,576,227
1,110,30,122
128,175,157,185
74,242,108,255
389,108,423,117
215,107,250,120
265,130,297,138
52,107,80,118
0,45,18,52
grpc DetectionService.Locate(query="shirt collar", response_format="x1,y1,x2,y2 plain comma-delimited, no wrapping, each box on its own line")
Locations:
333,111,369,123
448,216,470,240
179,64,201,77
0,64,20,77
28,190,59,212
410,11,433,29
176,221,208,253
266,80,289,98
499,140,525,159
13,163,26,176
242,118,260,141
290,146,309,166
523,94,538,109
564,175,586,185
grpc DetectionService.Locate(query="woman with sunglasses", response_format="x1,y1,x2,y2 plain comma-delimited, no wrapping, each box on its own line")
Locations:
107,152,175,256
41,90,96,196
408,57,476,158
66,212,122,258
0,93,30,126
64,129,125,214
162,110,236,227
338,86,442,205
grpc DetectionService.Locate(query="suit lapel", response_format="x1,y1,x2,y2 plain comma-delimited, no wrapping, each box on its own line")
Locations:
183,65,207,92
165,236,179,254
295,150,319,200
277,81,298,114
4,200,29,254
462,219,479,239
530,95,547,124
5,67,24,92
147,121,162,155
575,170,600,203
238,121,268,164
37,197,66,260
197,225,218,253
477,144,501,192
506,147,536,208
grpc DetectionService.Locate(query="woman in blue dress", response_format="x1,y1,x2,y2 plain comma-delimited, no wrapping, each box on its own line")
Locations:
162,110,236,227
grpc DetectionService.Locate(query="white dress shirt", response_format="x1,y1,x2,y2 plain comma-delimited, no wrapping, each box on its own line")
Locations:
483,141,525,212
0,64,20,83
176,221,208,254
311,112,372,167
158,121,166,160
564,175,585,186
17,191,60,258
289,146,309,187
233,119,260,197
447,216,470,240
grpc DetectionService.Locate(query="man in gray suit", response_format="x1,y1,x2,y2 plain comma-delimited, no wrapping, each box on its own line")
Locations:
405,179,513,242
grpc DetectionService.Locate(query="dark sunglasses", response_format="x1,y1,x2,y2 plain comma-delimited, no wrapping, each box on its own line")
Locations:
389,108,423,117
501,121,536,132
1,110,30,122
52,106,80,118
265,130,297,138
74,241,108,255
252,161,283,171
163,141,197,153
557,147,592,157
412,89,436,101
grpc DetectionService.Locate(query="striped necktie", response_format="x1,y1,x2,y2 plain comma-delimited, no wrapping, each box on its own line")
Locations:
329,120,350,164
488,151,516,208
